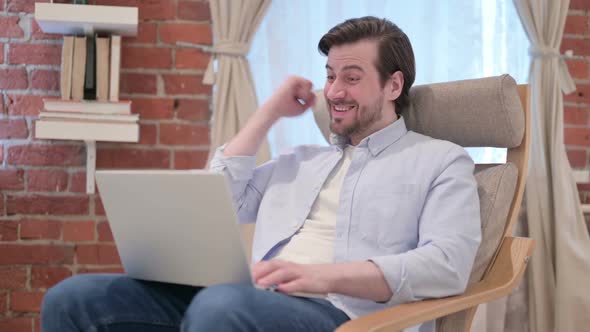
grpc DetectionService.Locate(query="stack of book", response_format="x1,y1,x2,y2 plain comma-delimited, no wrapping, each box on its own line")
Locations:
36,35,139,142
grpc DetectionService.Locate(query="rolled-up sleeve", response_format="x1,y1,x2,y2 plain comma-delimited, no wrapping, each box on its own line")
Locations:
370,145,481,306
209,144,276,223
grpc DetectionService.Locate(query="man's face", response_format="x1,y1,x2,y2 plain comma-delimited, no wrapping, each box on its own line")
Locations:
324,39,398,145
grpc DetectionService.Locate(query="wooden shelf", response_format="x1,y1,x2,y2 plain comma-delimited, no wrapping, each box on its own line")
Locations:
34,3,138,36
35,120,139,142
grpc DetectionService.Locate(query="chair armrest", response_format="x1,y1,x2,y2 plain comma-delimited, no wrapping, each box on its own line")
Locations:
336,236,534,332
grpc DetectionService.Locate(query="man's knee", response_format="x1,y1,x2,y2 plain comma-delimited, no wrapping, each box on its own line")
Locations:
182,283,255,331
189,283,253,314
42,274,126,326
43,274,93,314
42,274,107,331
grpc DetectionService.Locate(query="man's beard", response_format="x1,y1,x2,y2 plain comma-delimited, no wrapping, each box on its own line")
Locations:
329,95,384,138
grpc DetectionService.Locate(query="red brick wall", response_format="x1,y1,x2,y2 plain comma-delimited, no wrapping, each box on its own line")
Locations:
564,1,590,230
0,0,212,331
1,0,589,331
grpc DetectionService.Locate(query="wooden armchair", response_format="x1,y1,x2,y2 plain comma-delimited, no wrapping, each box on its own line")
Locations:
242,75,533,332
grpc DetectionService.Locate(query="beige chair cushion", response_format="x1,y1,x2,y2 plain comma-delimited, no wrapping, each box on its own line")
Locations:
312,74,524,148
470,163,518,283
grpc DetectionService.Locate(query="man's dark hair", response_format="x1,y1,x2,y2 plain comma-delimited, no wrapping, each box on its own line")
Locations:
318,16,416,114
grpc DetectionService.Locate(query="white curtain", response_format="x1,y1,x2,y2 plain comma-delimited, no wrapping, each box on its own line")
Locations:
248,0,529,162
204,0,272,164
513,1,590,331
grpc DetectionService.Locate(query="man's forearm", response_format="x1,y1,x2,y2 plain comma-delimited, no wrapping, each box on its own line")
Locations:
223,103,279,157
223,76,315,157
253,259,393,301
327,261,393,302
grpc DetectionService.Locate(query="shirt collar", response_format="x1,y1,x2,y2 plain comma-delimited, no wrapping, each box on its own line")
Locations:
329,116,408,156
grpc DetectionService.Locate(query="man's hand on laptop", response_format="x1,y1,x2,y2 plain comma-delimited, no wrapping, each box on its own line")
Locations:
252,259,333,296
252,260,394,302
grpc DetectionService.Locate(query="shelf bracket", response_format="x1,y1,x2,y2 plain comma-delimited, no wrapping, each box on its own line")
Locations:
85,140,96,194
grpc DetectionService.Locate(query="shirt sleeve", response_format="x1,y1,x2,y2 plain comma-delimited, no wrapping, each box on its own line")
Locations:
209,144,276,224
369,144,482,306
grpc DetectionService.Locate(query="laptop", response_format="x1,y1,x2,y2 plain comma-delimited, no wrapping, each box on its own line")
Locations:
94,169,253,287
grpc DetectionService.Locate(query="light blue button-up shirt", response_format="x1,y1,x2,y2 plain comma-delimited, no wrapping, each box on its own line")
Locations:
210,117,481,332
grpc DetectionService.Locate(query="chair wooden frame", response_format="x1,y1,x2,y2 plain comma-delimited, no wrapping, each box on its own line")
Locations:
336,84,534,332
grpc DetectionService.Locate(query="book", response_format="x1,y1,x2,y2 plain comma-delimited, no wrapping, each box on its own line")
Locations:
84,35,96,100
43,98,131,115
60,36,74,100
109,35,121,102
40,111,138,123
35,119,139,143
34,3,138,37
95,36,110,102
71,36,87,100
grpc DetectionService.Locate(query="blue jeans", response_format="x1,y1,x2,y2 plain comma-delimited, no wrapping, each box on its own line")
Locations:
41,274,350,332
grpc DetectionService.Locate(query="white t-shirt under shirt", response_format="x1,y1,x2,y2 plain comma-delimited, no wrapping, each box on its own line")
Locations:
274,145,355,264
